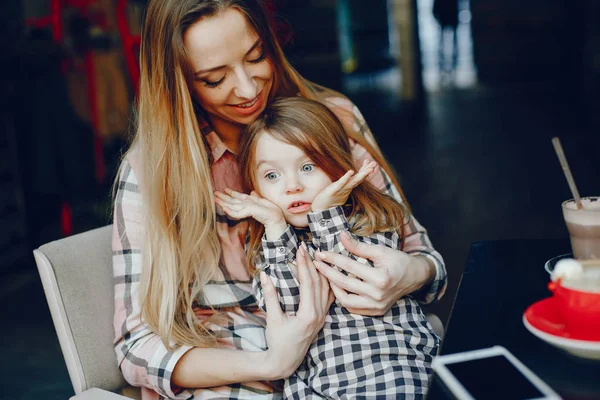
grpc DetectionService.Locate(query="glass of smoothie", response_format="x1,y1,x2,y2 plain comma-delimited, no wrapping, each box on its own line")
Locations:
562,197,600,260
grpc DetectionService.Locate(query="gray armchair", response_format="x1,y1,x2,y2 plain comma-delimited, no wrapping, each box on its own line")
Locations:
33,225,140,400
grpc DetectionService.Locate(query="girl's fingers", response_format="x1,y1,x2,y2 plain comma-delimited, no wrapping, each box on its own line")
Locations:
340,170,354,184
214,191,230,201
215,191,244,206
225,189,249,200
329,170,354,190
326,170,355,195
347,161,377,188
220,205,242,219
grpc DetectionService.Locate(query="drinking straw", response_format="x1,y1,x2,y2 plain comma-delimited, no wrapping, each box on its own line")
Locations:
552,137,583,210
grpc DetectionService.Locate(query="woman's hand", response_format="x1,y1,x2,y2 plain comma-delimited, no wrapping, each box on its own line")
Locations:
314,232,434,316
311,160,377,212
263,245,334,379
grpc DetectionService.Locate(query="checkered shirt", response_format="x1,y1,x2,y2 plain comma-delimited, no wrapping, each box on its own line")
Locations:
112,93,446,399
253,206,441,399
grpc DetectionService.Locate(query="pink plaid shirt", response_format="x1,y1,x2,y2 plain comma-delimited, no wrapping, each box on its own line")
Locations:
112,95,447,399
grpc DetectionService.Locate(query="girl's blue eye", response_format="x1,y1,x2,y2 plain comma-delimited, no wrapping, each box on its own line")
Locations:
301,164,315,172
265,172,279,180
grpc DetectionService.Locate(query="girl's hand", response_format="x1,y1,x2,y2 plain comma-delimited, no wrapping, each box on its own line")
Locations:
215,189,285,227
311,160,377,212
263,245,334,379
313,232,434,316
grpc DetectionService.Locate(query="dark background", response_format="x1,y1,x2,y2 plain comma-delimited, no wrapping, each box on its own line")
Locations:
1,0,599,398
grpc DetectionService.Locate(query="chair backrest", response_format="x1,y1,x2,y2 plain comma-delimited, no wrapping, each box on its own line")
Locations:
33,225,127,394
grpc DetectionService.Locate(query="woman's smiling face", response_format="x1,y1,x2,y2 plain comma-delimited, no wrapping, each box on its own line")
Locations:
184,8,274,135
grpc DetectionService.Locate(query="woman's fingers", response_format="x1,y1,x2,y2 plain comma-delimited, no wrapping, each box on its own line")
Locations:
313,258,371,296
339,231,382,262
296,247,315,313
261,272,283,322
297,246,328,321
303,245,321,289
314,247,374,282
329,282,367,310
329,281,385,316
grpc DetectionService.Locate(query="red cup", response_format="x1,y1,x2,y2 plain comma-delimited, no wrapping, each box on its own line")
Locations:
548,280,600,341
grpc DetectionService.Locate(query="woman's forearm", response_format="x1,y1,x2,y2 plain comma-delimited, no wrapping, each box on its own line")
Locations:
171,347,274,388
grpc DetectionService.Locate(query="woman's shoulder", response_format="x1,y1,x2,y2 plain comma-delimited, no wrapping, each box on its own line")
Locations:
116,144,142,187
310,84,357,113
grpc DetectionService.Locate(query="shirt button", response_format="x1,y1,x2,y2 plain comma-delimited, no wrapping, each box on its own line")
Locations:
278,247,286,253
319,219,329,227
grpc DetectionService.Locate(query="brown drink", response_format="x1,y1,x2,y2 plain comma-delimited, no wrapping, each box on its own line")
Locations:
562,197,600,259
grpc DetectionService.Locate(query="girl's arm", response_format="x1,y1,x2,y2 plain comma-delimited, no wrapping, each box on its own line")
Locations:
253,225,302,313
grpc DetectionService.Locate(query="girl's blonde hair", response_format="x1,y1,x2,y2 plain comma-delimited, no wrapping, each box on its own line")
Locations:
239,97,407,268
117,0,408,348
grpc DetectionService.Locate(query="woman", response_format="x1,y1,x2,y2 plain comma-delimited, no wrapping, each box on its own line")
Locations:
112,0,447,399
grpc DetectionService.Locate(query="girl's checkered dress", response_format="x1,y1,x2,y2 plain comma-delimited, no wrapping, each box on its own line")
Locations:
253,206,442,399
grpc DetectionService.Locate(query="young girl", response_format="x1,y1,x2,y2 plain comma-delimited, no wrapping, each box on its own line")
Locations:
215,97,440,399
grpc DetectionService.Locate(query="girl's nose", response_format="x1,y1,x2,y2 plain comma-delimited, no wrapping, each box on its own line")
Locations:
233,67,258,100
285,178,303,194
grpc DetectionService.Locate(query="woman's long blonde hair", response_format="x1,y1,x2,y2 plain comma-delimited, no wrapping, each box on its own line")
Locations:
239,97,407,268
117,0,408,348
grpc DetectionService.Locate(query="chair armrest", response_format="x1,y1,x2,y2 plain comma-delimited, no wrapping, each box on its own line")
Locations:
426,313,445,340
70,388,133,400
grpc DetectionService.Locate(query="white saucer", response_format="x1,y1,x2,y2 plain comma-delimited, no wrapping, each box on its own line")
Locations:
523,314,600,360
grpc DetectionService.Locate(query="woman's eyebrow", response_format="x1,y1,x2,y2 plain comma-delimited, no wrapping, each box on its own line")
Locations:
194,39,261,77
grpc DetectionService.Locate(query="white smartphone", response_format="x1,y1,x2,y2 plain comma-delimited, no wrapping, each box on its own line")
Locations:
431,346,561,400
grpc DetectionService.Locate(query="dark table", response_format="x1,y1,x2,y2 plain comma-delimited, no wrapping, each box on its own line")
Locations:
427,239,600,400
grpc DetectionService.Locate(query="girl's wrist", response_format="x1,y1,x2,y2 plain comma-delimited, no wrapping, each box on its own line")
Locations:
310,202,336,213
264,219,288,241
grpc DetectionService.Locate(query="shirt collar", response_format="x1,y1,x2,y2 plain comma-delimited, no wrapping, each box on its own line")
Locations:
200,120,236,163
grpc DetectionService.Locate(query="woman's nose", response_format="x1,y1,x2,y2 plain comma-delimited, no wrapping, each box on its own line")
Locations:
233,67,257,100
